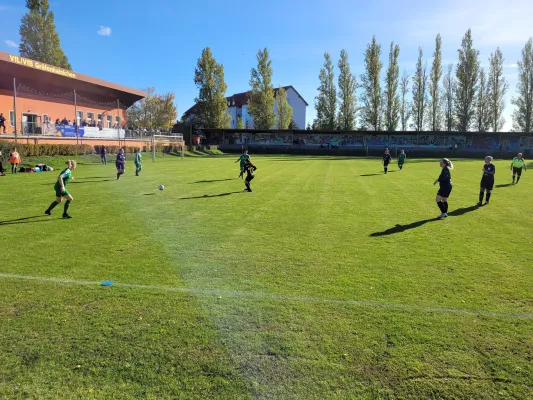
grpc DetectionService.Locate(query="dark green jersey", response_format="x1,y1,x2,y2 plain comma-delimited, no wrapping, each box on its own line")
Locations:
135,152,142,165
398,154,406,163
56,168,72,186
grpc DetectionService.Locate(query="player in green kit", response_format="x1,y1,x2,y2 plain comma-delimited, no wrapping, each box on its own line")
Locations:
134,148,142,176
511,153,527,184
235,149,250,179
398,150,406,171
45,160,77,219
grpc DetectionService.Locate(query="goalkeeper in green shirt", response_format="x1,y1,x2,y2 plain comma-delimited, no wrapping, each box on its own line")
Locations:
45,160,76,219
134,148,142,176
511,153,527,184
235,149,250,179
398,150,406,171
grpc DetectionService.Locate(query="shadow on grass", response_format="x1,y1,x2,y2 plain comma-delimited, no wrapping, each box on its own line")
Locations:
0,215,55,226
180,191,243,200
370,205,481,236
190,178,235,184
143,193,156,196
495,183,513,188
360,171,398,177
370,218,440,236
70,179,111,184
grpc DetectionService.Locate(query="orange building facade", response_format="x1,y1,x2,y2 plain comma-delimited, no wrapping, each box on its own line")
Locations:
0,51,145,135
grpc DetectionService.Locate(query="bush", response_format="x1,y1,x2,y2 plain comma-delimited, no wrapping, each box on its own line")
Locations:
0,141,93,158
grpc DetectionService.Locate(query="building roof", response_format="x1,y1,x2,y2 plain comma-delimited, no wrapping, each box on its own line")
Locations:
184,85,309,116
0,51,146,108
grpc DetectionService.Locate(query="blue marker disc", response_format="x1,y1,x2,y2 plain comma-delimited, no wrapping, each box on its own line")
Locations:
101,281,113,286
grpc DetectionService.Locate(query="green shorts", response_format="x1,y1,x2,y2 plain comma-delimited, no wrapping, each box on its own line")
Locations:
55,185,70,198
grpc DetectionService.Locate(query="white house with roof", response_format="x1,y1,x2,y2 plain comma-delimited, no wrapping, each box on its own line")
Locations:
184,85,308,129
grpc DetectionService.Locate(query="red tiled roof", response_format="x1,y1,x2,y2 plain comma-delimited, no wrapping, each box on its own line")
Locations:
184,85,308,116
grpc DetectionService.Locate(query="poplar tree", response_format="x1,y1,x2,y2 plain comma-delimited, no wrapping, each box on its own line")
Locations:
360,36,383,130
455,29,480,131
315,53,337,129
337,49,357,130
511,38,533,132
248,48,276,129
275,86,293,129
428,34,443,131
384,42,400,131
487,48,509,132
411,47,428,131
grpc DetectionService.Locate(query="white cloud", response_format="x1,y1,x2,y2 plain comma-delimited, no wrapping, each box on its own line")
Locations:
97,26,112,36
4,40,18,48
405,0,533,48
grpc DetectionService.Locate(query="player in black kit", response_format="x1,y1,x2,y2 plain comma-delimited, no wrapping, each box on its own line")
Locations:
478,156,495,206
433,158,454,219
382,149,392,174
243,159,257,192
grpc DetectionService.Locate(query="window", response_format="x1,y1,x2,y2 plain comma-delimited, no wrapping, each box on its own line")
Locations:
76,111,83,126
115,116,120,127
97,114,103,126
107,115,112,128
87,112,94,123
43,114,50,123
9,110,15,127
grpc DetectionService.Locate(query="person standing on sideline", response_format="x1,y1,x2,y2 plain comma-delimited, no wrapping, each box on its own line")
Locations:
235,149,250,179
398,150,406,171
134,148,142,176
9,147,21,174
511,153,527,184
0,113,6,133
45,160,77,219
382,149,392,174
116,148,126,180
478,156,496,206
433,158,454,219
100,145,107,165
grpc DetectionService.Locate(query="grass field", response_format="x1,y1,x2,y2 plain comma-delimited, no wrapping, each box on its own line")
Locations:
1,153,532,399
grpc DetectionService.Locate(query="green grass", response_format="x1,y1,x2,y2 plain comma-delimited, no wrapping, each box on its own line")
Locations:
1,154,532,399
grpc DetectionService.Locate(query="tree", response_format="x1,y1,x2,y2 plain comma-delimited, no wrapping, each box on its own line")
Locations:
193,47,231,129
275,86,293,129
384,42,400,131
360,36,383,130
511,38,533,132
487,48,509,132
248,48,276,129
399,69,411,131
428,34,443,131
288,119,299,129
306,122,312,131
455,29,480,131
411,47,428,132
236,116,244,129
475,68,490,132
315,53,337,130
443,64,456,131
337,49,357,130
19,0,71,69
127,87,177,130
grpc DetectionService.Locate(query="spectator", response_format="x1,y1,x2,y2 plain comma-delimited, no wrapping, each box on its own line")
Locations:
55,118,60,125
0,113,6,133
61,117,68,125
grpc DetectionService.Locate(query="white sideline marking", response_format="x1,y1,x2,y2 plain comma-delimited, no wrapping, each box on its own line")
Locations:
1,273,532,320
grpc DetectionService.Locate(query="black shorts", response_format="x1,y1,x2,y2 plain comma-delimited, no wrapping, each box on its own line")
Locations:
513,167,523,176
437,185,452,198
480,177,494,190
383,162,390,166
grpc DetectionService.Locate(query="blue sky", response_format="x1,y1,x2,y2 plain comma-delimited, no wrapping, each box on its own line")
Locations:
1,0,532,129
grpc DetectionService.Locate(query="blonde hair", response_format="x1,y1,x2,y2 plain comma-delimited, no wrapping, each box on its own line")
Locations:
66,160,77,169
442,158,454,169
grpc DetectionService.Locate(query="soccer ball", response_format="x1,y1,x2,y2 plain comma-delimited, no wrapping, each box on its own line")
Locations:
158,185,164,191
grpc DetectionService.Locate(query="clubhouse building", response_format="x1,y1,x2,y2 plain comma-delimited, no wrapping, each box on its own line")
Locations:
0,51,145,139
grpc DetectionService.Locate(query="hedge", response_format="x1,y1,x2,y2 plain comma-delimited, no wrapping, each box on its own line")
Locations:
0,141,93,158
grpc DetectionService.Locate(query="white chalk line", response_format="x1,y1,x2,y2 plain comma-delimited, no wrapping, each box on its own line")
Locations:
1,273,532,320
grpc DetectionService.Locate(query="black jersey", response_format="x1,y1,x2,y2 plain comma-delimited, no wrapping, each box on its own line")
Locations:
483,163,496,178
438,166,452,187
383,154,392,164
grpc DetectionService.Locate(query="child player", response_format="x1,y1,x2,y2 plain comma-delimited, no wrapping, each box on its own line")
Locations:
134,148,142,176
398,150,406,171
511,152,527,184
45,160,77,219
433,158,454,219
382,149,392,174
9,147,21,174
478,156,495,206
235,149,250,179
116,148,126,180
243,158,257,192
